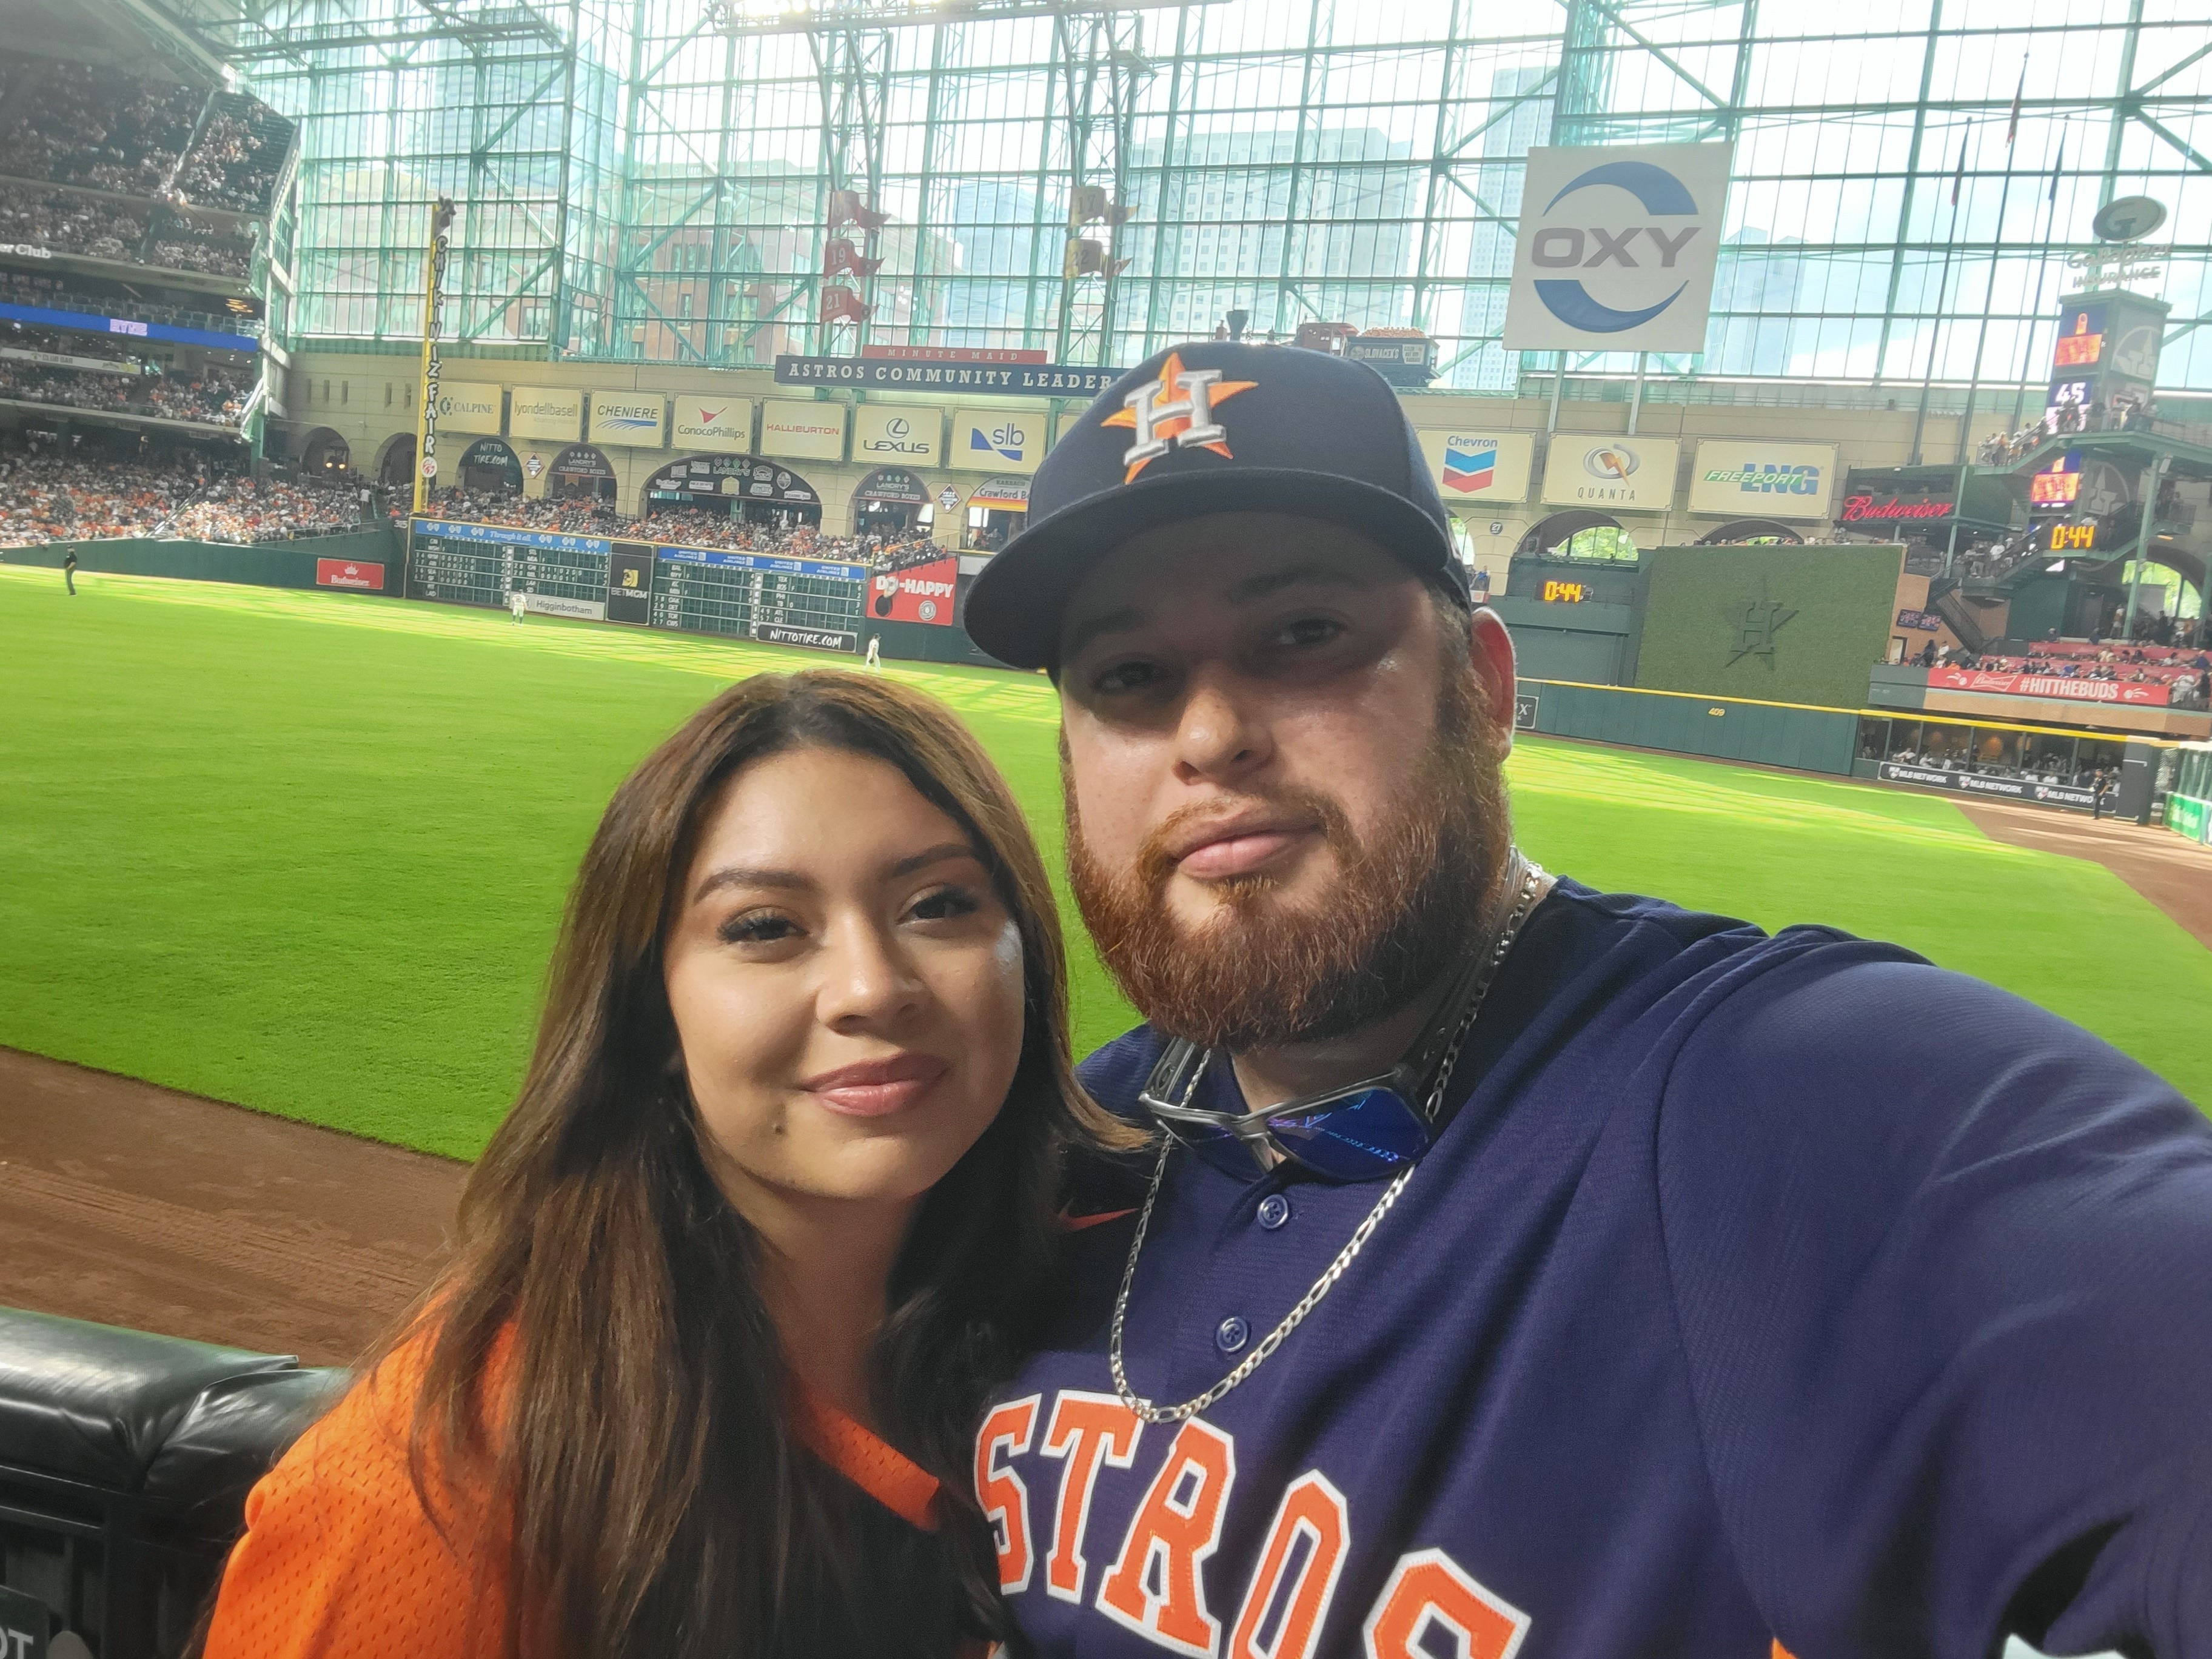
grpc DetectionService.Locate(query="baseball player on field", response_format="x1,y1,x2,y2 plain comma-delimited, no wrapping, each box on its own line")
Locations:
960,343,2212,1659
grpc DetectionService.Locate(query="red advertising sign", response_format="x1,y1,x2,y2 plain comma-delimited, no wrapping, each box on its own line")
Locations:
316,557,386,591
1929,667,2171,706
869,557,959,626
860,344,1049,364
1839,494,1950,521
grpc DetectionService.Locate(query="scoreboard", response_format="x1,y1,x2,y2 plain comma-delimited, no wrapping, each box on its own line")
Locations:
408,518,866,649
409,518,612,616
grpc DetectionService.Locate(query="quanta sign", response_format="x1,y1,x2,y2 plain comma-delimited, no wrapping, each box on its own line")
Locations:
1504,142,1733,353
1538,435,1678,510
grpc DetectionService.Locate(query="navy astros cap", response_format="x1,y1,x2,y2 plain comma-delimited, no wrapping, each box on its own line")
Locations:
962,341,1467,671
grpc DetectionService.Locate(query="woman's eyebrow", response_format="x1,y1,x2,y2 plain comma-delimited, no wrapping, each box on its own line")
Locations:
884,841,982,880
691,842,978,903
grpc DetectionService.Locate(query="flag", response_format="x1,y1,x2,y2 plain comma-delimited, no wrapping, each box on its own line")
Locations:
1950,134,1968,206
828,189,888,232
2006,59,2025,147
819,284,870,324
822,237,881,281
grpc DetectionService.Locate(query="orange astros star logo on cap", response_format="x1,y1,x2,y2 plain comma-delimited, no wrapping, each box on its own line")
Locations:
1103,350,1257,483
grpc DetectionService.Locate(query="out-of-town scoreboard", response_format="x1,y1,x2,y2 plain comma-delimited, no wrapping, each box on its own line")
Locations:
407,518,866,651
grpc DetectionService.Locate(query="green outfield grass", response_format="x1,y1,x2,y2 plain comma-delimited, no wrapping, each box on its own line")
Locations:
3,562,2207,1159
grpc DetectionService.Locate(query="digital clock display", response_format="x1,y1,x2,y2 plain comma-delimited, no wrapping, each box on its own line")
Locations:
2046,521,2098,551
1540,578,1591,603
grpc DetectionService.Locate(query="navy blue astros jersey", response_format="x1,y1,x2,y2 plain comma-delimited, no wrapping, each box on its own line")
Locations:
976,882,2212,1659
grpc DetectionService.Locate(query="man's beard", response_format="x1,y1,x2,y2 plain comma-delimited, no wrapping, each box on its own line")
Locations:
1066,655,1512,1053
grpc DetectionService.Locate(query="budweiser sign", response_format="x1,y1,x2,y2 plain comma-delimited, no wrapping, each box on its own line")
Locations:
1929,667,2171,706
1841,494,1951,521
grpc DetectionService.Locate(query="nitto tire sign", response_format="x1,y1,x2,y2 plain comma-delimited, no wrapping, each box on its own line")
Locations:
1504,143,1732,354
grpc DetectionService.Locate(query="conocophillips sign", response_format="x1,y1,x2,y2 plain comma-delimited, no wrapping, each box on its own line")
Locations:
1686,440,1837,518
1504,142,1732,354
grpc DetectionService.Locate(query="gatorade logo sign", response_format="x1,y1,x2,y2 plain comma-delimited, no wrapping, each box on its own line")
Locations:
1504,142,1732,354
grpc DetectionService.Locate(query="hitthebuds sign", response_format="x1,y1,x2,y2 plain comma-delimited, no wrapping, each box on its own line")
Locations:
1504,143,1732,354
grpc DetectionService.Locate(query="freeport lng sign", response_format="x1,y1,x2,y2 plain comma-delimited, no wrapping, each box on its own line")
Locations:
1504,142,1733,355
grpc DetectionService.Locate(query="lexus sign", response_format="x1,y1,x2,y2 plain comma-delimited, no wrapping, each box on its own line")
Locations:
1503,142,1732,354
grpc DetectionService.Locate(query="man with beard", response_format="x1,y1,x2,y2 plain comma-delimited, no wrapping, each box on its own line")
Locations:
960,343,2212,1659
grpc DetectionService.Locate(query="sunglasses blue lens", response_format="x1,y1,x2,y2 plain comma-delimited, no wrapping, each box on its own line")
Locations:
1267,1088,1430,1179
1165,1088,1432,1182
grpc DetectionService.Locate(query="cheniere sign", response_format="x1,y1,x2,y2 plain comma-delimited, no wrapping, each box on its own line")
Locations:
776,355,1121,397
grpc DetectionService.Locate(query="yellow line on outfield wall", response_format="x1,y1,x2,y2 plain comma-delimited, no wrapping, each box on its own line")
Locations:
1519,677,2183,748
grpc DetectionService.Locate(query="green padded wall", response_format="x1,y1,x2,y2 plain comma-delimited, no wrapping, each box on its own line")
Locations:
1633,543,1903,713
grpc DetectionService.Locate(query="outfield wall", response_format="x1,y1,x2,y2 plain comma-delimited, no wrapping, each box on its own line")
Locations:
1517,679,1860,775
2,528,403,592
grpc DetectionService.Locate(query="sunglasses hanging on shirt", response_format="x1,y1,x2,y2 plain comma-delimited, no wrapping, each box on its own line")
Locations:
1136,850,1547,1184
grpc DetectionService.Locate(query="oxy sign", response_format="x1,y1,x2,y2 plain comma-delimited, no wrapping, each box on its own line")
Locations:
1686,440,1837,518
1504,143,1732,354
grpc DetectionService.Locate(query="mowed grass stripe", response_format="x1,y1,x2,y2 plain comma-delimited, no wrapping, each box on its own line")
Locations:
2,565,2204,1161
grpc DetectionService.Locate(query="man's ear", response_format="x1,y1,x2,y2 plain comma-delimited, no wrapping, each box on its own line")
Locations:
1469,605,1517,751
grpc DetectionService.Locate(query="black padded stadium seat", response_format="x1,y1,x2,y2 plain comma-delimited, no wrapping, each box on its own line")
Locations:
0,1307,347,1658
0,1307,299,1490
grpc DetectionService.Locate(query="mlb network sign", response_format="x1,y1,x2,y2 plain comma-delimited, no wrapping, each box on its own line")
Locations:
1687,440,1837,518
1504,142,1732,354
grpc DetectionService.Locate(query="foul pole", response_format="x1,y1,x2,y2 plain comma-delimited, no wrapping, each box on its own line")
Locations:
412,197,457,517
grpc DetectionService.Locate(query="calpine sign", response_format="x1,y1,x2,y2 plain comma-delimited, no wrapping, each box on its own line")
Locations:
1503,142,1732,354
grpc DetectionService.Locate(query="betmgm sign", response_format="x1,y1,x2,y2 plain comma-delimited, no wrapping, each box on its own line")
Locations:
1503,143,1732,354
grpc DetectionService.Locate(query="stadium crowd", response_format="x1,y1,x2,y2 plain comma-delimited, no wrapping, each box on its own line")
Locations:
423,490,941,566
169,110,290,214
0,56,201,193
1906,637,2212,706
0,448,358,546
0,340,255,426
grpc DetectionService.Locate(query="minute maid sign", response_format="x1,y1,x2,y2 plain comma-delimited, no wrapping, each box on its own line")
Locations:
1504,142,1732,354
1686,439,1837,519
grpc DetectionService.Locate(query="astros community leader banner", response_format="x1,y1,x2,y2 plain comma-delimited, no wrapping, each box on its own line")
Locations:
1504,143,1732,354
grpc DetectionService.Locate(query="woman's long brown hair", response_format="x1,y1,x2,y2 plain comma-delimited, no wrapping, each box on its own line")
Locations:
399,669,1132,1658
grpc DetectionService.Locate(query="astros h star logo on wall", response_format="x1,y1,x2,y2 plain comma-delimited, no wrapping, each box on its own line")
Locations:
1104,350,1258,483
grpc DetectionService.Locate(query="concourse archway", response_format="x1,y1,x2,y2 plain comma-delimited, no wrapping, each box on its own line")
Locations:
375,433,415,491
300,427,351,477
549,443,618,502
457,437,523,495
640,454,822,531
1518,509,1635,561
1695,518,1805,545
851,466,934,538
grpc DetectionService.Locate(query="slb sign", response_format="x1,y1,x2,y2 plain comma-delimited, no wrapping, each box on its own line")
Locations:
1504,143,1732,354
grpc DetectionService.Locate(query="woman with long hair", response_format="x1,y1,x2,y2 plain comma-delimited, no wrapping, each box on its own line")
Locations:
201,669,1134,1658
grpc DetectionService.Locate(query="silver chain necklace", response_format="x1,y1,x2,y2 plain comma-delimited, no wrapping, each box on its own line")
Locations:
1108,851,1548,1425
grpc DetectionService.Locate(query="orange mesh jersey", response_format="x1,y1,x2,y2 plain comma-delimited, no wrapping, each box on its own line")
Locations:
202,1328,948,1658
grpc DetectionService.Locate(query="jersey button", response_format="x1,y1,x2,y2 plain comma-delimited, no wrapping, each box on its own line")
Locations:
1256,1194,1292,1230
1215,1316,1250,1354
